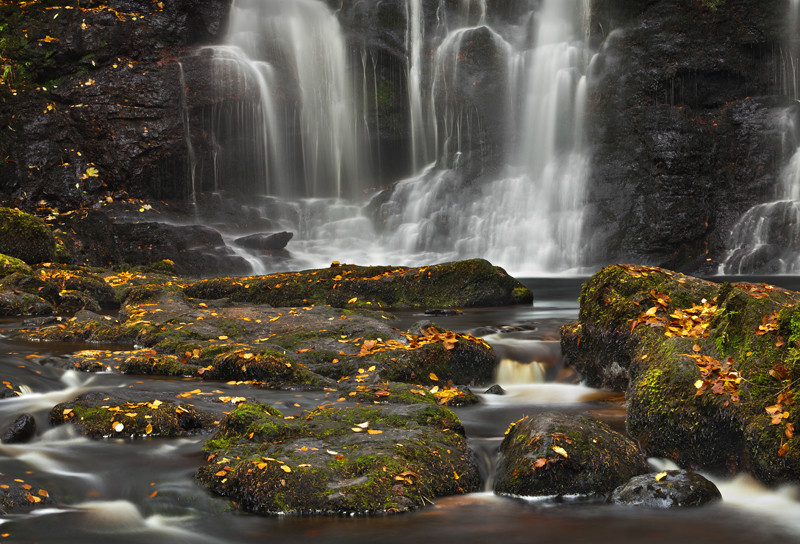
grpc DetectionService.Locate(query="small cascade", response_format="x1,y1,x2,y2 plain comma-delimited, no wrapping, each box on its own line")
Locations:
176,63,198,205
495,359,546,384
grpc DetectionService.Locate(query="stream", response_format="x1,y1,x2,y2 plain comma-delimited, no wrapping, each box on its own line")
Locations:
2,278,800,543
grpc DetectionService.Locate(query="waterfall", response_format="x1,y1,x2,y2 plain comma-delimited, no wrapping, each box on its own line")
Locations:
201,0,365,199
196,0,592,276
377,0,591,275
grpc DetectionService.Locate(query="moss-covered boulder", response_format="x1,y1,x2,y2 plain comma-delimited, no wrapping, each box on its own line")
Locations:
494,412,649,498
0,208,56,264
0,254,33,277
609,470,721,508
196,402,481,515
50,391,215,439
562,264,800,484
184,259,533,309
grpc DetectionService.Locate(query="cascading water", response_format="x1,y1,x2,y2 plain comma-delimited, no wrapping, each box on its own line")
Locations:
202,0,365,199
720,1,800,274
376,0,591,276
199,0,592,276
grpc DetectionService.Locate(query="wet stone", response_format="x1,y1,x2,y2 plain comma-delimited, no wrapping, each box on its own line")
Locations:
1,413,37,444
609,470,722,508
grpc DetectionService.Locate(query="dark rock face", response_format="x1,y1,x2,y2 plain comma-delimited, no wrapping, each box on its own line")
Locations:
494,412,650,498
585,0,798,272
1,414,37,444
609,470,722,508
0,0,232,210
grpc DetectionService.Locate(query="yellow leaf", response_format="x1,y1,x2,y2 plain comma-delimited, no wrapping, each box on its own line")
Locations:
367,429,383,435
351,427,364,433
356,421,370,428
145,423,153,434
655,471,668,482
85,166,99,177
347,297,358,304
551,445,568,458
694,380,704,389
429,372,439,381
280,465,292,473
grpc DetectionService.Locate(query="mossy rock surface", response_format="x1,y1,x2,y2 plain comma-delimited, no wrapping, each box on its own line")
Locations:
184,259,532,309
494,412,649,498
50,391,216,439
562,264,800,484
0,208,56,264
0,254,33,277
197,402,481,515
18,286,494,395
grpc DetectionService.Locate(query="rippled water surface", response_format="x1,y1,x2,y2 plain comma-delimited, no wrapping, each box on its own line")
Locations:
2,277,800,543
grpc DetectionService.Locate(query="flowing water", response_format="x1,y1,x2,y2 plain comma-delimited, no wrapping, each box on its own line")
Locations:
3,278,800,543
191,0,592,277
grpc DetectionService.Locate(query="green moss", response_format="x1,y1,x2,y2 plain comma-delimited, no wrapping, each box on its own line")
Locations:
0,208,56,264
0,254,32,277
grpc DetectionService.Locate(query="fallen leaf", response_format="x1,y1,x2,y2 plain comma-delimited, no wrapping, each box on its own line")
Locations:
552,445,568,458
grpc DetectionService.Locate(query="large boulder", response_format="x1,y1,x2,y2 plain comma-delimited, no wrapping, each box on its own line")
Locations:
196,402,481,515
494,412,650,498
184,258,533,309
562,264,800,484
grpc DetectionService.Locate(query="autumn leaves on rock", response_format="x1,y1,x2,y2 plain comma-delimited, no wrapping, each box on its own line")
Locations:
562,264,800,484
1,257,524,516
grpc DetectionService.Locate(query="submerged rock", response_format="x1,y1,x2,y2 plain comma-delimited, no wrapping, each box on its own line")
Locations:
484,384,506,395
1,414,37,444
196,402,481,515
234,232,293,250
609,470,721,508
494,412,649,498
562,264,800,484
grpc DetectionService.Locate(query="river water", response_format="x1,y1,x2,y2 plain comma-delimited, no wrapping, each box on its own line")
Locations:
2,277,800,543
